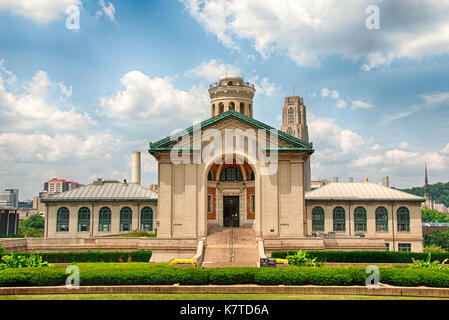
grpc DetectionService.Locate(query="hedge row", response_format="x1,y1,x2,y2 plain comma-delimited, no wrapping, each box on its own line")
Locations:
1,264,449,288
0,250,152,263
271,250,449,263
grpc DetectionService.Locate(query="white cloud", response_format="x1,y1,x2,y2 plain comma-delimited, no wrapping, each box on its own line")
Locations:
0,0,81,23
181,0,449,70
335,99,347,109
100,70,209,125
351,100,374,109
307,113,449,186
0,70,95,132
184,59,240,82
321,88,330,97
248,75,277,97
96,0,116,22
0,132,118,162
441,143,449,155
331,90,339,99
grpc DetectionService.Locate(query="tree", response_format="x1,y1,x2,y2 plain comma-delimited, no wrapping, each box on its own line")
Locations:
18,214,44,238
422,208,449,223
424,229,449,250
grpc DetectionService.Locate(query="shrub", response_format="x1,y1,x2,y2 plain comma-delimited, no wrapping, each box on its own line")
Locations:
0,250,152,263
286,250,320,267
271,250,449,263
424,245,447,254
0,251,51,270
409,253,448,270
2,263,449,288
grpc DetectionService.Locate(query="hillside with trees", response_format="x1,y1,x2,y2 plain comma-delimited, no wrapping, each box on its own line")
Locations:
400,181,449,207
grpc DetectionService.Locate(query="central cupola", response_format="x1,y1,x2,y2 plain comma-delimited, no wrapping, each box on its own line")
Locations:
208,75,256,118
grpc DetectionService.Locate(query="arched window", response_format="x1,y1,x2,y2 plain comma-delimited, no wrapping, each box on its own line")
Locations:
220,167,242,181
240,103,245,115
78,207,91,232
376,207,389,232
288,108,294,124
229,102,235,111
99,207,111,232
120,207,132,232
219,103,224,114
141,207,153,231
56,207,69,232
228,81,233,85
312,207,325,231
212,104,215,116
333,206,346,231
354,206,367,231
397,207,410,232
249,170,255,181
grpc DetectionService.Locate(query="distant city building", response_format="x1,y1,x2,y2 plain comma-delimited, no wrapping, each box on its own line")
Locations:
422,164,448,214
44,179,81,195
0,189,19,209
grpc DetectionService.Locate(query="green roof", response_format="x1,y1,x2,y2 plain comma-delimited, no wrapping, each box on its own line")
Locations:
149,110,314,154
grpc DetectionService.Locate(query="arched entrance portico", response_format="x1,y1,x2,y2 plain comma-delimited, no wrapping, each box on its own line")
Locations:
203,153,261,237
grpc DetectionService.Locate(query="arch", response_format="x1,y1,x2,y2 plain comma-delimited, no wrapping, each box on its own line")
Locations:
78,207,91,232
249,170,255,181
240,102,245,115
202,151,260,237
354,206,367,231
212,104,215,116
397,207,410,232
288,107,294,124
220,167,243,181
120,207,132,232
229,102,235,111
249,104,252,117
333,206,346,231
56,207,69,232
141,207,153,231
312,206,325,231
208,170,213,181
376,206,388,232
98,206,111,232
219,103,224,114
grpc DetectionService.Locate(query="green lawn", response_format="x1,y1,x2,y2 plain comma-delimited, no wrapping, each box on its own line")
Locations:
0,293,447,300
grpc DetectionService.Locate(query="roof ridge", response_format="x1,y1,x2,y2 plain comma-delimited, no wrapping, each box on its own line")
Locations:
149,110,314,152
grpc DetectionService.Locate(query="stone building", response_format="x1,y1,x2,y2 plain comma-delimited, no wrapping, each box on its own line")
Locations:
43,74,425,255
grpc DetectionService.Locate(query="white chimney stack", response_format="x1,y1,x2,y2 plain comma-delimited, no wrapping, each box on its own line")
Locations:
132,152,141,185
383,176,389,187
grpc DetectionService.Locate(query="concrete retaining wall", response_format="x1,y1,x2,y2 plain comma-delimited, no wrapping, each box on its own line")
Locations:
1,285,449,298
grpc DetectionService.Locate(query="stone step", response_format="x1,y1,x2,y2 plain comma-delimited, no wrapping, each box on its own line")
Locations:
202,226,259,268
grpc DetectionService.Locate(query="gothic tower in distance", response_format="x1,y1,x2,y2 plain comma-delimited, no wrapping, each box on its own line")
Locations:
281,96,311,191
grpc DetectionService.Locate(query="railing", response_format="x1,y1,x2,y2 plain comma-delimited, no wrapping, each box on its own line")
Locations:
228,215,235,263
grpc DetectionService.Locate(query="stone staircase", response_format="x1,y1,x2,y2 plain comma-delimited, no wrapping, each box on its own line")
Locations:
201,225,259,267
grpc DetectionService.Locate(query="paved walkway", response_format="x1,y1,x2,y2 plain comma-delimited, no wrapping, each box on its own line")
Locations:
202,226,259,267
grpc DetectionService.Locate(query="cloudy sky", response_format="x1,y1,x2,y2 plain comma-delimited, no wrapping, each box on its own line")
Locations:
0,0,448,200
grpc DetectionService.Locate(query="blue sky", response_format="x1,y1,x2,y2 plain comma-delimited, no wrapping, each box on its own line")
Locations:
0,0,448,200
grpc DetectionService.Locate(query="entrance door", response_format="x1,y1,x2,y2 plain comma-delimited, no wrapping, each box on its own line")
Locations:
223,196,239,227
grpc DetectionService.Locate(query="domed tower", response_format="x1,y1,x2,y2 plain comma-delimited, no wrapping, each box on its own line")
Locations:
208,75,256,118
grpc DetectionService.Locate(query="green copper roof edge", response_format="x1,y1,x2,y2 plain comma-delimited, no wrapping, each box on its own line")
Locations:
149,110,313,152
42,198,158,203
